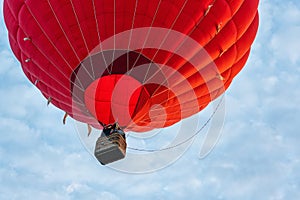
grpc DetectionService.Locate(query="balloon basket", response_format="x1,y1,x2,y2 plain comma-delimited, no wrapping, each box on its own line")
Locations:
94,132,127,165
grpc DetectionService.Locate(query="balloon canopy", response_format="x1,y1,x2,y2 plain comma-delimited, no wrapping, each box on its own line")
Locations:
3,0,259,132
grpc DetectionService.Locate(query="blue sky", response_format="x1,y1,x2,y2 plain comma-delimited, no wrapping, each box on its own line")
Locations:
0,0,300,199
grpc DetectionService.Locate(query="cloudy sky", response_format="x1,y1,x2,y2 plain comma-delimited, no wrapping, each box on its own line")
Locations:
0,0,299,199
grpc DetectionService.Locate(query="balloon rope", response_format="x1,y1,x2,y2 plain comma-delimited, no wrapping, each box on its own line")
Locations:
126,1,218,126
25,2,87,90
141,0,190,84
70,1,96,79
126,0,139,72
47,0,95,82
126,0,163,75
141,0,218,97
91,0,109,73
127,95,224,152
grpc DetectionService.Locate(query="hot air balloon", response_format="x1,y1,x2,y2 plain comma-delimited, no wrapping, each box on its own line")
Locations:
4,0,259,164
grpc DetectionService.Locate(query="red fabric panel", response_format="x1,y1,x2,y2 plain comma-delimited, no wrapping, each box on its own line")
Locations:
4,0,260,132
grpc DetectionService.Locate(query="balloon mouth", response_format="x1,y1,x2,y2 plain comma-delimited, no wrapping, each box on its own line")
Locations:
84,74,150,128
70,49,175,132
69,50,156,130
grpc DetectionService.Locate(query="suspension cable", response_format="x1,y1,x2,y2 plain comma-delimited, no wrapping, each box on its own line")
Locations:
127,95,224,152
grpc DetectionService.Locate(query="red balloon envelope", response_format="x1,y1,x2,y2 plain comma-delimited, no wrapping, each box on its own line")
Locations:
4,0,259,132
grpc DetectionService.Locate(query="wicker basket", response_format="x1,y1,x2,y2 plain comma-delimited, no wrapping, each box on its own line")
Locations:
94,132,127,165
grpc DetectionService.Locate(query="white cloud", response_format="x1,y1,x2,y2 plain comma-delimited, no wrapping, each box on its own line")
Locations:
65,182,90,194
270,26,300,64
258,0,300,65
97,192,120,200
